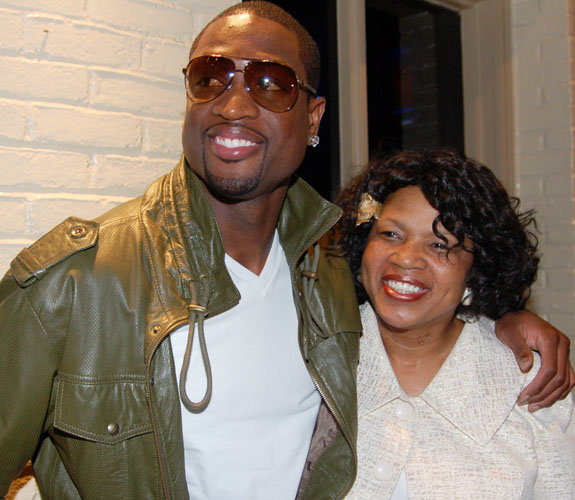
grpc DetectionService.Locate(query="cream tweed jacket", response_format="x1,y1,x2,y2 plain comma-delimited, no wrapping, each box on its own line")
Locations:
347,303,575,500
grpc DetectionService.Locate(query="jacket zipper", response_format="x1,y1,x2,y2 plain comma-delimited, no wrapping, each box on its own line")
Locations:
294,214,358,499
304,356,357,499
144,319,187,500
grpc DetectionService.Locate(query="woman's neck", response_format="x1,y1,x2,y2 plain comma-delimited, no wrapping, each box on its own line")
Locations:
379,318,465,396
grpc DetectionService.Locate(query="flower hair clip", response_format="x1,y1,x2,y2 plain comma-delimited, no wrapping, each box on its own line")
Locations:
355,193,383,226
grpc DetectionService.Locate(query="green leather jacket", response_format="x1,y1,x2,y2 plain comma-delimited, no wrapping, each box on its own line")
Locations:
0,158,362,500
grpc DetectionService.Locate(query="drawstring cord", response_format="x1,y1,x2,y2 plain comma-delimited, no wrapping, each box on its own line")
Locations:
179,244,326,406
179,275,212,413
301,243,330,353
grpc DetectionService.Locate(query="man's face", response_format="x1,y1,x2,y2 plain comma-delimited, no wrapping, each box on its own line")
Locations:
182,14,325,201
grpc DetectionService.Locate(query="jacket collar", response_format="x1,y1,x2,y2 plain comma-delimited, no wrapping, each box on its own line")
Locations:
359,303,529,445
140,156,342,357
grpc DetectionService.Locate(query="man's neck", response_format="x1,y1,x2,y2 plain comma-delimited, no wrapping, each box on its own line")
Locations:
208,188,288,275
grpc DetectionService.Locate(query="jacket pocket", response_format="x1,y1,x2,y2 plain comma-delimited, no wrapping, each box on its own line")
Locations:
53,376,152,444
50,376,160,499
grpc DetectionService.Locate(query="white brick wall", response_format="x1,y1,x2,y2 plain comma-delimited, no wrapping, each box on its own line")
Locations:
0,0,235,272
511,0,575,343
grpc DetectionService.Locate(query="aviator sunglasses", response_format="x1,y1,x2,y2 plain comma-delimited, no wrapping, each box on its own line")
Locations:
182,55,317,113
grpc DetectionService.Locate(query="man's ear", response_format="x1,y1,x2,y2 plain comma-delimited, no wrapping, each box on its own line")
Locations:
308,96,326,137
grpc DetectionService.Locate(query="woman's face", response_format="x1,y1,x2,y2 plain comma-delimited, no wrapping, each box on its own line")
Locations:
361,186,473,334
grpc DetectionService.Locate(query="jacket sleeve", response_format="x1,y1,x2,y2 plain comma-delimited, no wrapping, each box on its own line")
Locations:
0,274,59,497
531,390,575,499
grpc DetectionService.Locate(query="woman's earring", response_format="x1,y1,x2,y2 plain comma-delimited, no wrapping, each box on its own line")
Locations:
461,287,473,306
307,135,320,148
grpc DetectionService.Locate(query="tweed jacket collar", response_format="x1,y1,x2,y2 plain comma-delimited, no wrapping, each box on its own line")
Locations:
359,303,532,445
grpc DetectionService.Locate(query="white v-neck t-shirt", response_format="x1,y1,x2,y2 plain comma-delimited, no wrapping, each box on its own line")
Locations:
170,231,321,500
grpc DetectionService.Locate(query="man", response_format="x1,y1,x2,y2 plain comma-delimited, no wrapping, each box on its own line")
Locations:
0,2,572,499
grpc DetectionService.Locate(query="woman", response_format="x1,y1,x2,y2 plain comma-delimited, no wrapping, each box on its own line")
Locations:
337,149,575,499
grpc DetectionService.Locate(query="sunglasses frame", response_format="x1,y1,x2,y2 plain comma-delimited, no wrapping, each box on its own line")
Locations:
182,55,317,113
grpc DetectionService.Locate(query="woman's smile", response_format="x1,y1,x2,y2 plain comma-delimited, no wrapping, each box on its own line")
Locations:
382,275,428,302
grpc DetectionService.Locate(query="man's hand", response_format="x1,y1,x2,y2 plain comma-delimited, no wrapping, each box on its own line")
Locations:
496,310,574,412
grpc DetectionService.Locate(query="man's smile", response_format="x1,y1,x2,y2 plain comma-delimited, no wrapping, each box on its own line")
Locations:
205,125,264,162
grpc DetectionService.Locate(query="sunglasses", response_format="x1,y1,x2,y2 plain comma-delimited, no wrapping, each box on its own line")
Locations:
182,55,317,113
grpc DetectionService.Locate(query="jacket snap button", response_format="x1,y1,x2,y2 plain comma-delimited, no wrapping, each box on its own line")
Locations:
107,422,120,435
69,225,87,239
152,326,161,335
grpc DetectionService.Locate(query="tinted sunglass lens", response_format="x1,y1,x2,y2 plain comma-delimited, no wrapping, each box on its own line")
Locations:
244,61,298,112
187,56,234,102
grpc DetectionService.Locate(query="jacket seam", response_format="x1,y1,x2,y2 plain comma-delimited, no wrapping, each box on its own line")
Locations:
22,287,60,364
55,373,147,383
97,213,139,228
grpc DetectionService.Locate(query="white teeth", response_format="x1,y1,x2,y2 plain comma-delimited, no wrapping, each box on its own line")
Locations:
215,136,256,149
385,280,424,294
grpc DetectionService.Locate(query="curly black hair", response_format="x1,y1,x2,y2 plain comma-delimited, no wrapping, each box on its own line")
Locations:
189,1,321,91
336,149,539,321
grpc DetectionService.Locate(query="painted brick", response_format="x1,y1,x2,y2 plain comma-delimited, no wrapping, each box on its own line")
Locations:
517,131,544,153
540,0,571,18
0,99,28,141
530,289,575,312
514,42,541,70
189,5,234,38
511,0,540,26
529,197,572,222
0,0,86,18
514,60,570,88
541,82,572,107
547,221,575,244
518,151,571,175
92,154,174,195
541,36,570,63
518,174,544,198
0,147,90,189
518,106,571,131
87,0,194,40
545,313,575,344
544,175,574,197
0,57,88,102
91,70,183,117
24,16,141,69
141,117,183,157
0,242,27,273
515,85,543,111
539,243,573,265
546,268,575,291
0,0,236,280
545,128,572,151
0,8,23,52
141,38,190,80
514,15,569,47
0,198,28,235
512,0,537,8
168,0,232,10
32,105,142,151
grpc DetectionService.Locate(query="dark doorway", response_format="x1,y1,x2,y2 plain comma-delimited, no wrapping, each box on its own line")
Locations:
252,0,340,201
245,0,464,197
366,0,464,158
